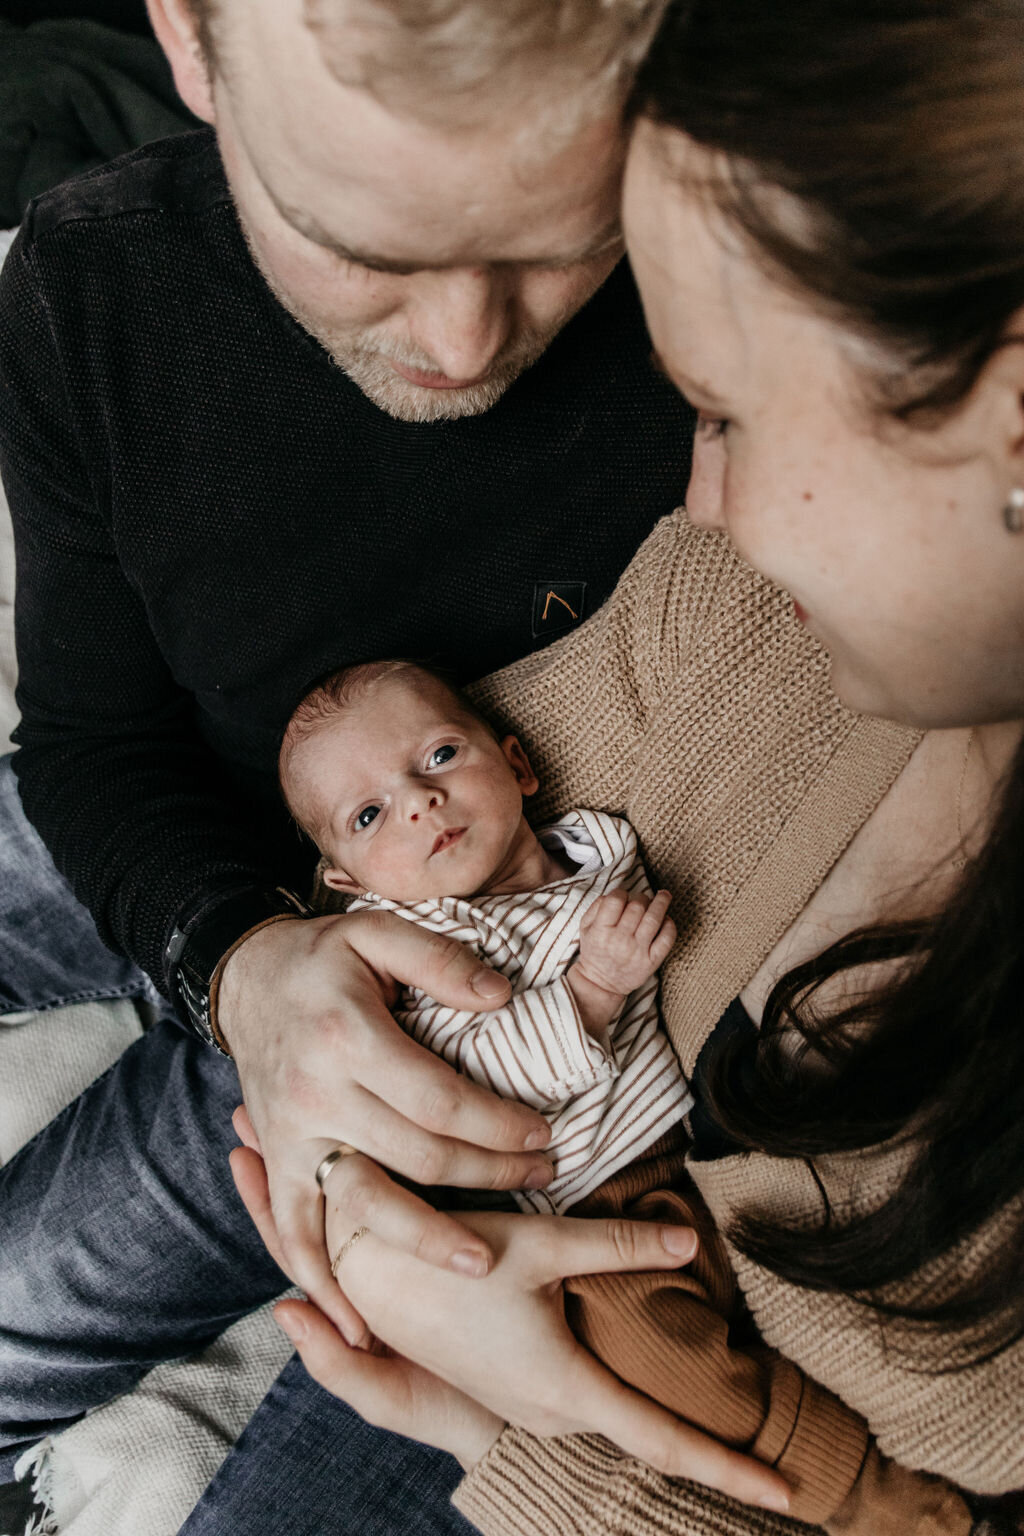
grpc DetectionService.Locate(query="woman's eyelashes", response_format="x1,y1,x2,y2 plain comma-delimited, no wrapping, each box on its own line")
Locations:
697,411,730,438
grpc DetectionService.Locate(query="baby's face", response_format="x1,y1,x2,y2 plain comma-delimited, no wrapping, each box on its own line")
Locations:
294,674,538,901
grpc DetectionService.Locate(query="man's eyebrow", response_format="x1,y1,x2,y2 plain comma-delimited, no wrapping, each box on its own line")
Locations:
276,195,623,273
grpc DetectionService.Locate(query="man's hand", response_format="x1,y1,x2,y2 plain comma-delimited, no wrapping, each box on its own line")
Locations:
570,888,676,1007
217,911,553,1344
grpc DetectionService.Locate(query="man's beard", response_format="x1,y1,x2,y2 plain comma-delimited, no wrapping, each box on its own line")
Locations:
328,326,559,422
249,244,583,421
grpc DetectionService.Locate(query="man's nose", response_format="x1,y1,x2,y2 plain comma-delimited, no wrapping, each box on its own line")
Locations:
410,268,515,382
407,780,447,819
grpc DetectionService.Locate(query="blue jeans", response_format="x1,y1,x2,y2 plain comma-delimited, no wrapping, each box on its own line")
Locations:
0,755,471,1533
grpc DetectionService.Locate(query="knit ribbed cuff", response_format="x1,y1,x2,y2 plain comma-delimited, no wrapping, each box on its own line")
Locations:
750,1361,869,1526
453,1428,819,1536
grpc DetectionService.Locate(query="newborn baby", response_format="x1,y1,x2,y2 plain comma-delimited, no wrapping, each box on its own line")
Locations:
278,658,693,1213
276,659,971,1535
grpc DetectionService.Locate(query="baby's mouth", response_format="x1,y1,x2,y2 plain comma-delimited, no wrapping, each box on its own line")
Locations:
431,827,467,856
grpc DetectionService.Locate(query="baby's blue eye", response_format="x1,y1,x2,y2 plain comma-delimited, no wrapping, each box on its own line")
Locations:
355,804,380,830
430,745,457,766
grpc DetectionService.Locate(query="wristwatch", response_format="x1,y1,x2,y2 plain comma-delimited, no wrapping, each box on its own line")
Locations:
165,883,310,1052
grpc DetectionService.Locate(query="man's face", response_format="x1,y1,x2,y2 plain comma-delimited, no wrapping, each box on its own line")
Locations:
199,0,627,420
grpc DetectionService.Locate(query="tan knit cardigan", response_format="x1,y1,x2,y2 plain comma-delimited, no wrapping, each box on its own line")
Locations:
453,512,1024,1536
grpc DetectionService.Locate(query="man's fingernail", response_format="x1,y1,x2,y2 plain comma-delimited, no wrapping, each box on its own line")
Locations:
660,1225,698,1259
524,1162,554,1190
450,1249,490,1278
471,969,507,999
524,1127,550,1151
758,1490,791,1514
275,1309,307,1344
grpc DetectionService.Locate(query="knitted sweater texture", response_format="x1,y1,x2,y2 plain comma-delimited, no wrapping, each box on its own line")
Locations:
453,512,1024,1534
0,130,693,995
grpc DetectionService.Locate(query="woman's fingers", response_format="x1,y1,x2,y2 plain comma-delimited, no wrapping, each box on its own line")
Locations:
573,1348,791,1513
529,1213,698,1283
229,1145,371,1347
274,1299,418,1422
274,1299,506,1467
323,1151,498,1277
231,1102,261,1152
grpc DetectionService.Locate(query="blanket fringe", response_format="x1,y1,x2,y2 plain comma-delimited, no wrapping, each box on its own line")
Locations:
12,1443,58,1536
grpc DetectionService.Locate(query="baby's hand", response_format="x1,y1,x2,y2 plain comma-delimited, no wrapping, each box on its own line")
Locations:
575,888,676,998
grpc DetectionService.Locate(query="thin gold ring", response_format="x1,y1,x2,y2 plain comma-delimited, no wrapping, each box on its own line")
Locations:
314,1143,359,1193
330,1226,370,1278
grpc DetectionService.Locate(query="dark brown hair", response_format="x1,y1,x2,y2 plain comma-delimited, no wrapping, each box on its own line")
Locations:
635,0,1024,1357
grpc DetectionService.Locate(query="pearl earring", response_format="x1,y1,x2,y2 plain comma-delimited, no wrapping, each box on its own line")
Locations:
1004,487,1024,533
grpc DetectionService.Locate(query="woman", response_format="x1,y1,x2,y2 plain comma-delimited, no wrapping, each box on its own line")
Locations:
227,2,1024,1531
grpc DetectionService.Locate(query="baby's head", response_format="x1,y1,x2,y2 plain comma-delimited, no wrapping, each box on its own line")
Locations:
279,661,540,901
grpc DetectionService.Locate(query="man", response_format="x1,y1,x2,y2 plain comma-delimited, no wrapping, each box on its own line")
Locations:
0,0,694,1524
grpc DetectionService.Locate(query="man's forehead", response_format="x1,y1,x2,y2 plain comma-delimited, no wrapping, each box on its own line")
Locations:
219,0,627,267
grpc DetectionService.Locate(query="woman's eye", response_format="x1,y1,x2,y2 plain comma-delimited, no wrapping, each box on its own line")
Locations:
430,744,457,767
355,804,380,830
697,411,730,438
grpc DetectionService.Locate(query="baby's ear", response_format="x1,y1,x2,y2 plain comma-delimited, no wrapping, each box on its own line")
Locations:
321,865,363,895
501,734,540,798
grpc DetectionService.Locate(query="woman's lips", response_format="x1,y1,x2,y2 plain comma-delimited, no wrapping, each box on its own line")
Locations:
431,827,467,856
392,361,484,390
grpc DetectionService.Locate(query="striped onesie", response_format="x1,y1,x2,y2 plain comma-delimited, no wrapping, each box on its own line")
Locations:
349,808,693,1214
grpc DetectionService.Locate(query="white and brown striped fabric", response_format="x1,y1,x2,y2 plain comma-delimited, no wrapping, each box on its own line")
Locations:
348,808,693,1214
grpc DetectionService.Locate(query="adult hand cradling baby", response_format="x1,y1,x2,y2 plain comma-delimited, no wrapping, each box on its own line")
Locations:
230,1137,790,1511
217,908,554,1345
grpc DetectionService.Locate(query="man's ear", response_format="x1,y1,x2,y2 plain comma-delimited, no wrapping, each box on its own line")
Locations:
321,865,364,896
147,0,216,124
501,735,540,798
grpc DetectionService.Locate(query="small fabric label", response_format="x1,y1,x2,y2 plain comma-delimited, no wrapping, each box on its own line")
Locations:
532,581,586,639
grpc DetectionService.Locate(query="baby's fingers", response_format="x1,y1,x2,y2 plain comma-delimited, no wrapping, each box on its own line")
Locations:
583,889,630,931
636,889,673,942
648,916,677,967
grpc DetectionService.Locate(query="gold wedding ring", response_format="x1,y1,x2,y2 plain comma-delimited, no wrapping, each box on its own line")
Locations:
314,1143,359,1193
330,1225,370,1278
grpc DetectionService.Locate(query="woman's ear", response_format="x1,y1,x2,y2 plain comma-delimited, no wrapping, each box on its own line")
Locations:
321,865,363,896
146,0,216,124
501,735,540,798
971,324,1024,488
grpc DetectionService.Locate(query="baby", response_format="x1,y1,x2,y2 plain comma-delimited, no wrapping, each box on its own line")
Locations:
279,658,693,1213
277,659,972,1536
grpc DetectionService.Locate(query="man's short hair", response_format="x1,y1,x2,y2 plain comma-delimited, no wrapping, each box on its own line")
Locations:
186,0,667,130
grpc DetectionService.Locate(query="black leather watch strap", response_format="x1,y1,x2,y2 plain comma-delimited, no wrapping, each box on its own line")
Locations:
165,884,310,1051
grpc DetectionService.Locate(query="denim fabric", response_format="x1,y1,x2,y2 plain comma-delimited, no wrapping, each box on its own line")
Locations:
179,1356,474,1536
0,753,159,1013
0,1018,290,1478
0,749,471,1530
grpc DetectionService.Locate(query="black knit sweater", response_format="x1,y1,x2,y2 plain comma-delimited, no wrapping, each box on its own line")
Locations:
0,130,695,997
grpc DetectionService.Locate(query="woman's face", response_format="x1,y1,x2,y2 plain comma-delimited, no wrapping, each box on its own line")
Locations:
624,121,1024,731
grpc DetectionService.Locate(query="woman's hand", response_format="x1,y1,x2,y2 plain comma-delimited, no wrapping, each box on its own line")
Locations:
217,910,553,1346
233,1144,792,1513
275,1299,506,1471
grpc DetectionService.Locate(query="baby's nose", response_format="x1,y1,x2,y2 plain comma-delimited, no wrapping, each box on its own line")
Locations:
409,784,445,819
